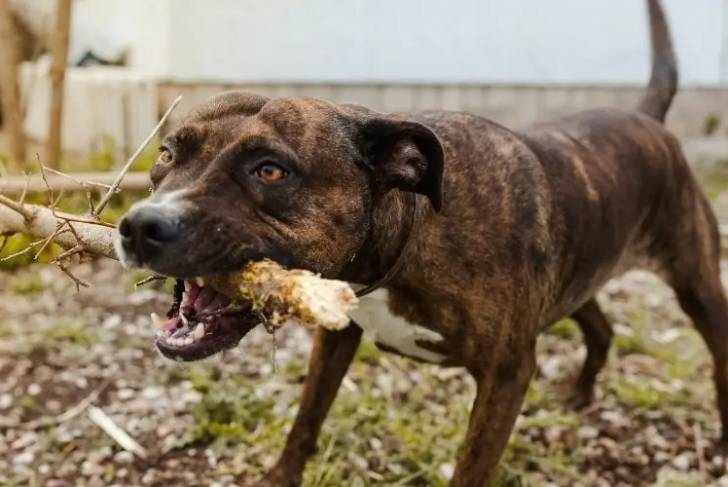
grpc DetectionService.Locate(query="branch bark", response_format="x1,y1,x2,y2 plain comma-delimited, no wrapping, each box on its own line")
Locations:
0,202,116,259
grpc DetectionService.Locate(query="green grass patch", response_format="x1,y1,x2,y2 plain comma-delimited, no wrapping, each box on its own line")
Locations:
40,320,98,347
545,318,580,341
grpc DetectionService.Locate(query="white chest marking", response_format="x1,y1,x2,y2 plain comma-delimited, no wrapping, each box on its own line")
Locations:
348,289,446,363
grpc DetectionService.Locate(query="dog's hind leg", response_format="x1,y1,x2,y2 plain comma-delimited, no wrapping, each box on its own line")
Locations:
256,324,362,487
662,195,728,444
670,275,728,444
569,298,613,408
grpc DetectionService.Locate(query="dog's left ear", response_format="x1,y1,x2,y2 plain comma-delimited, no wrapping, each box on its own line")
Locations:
360,116,444,211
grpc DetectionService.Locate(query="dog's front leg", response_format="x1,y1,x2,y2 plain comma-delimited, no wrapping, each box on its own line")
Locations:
256,324,362,487
451,343,536,487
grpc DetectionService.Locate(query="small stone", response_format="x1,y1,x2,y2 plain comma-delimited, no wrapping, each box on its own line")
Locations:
141,469,158,484
113,450,134,464
117,388,135,400
27,383,42,396
141,386,163,400
671,452,692,471
545,425,563,444
45,480,72,487
102,315,122,328
13,450,34,465
577,426,599,440
439,463,454,479
654,451,671,463
47,399,62,412
0,393,12,409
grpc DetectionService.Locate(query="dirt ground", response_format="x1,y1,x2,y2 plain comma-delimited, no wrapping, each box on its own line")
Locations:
3,166,728,486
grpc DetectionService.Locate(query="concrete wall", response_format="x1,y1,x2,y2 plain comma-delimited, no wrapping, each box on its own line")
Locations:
61,0,728,86
159,82,728,162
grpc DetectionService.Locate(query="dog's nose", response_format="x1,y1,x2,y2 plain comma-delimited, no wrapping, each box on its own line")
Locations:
118,205,181,260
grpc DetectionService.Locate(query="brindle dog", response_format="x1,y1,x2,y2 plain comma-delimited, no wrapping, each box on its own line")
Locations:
116,1,728,484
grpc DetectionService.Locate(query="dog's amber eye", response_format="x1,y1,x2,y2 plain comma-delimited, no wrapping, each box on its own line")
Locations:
254,163,288,182
158,148,173,165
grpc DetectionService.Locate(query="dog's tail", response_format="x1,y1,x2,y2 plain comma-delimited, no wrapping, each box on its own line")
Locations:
636,0,678,122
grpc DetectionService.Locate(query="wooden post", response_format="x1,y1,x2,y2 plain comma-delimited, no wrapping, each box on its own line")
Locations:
0,0,27,167
46,0,72,170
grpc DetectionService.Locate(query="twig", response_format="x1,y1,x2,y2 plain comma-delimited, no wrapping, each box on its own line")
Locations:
17,172,30,206
53,244,85,263
36,153,55,206
58,263,89,291
43,166,114,190
54,214,116,229
0,381,108,429
0,239,43,262
42,166,103,214
95,95,182,216
0,193,32,219
135,274,166,288
87,406,148,459
0,235,8,254
33,222,68,260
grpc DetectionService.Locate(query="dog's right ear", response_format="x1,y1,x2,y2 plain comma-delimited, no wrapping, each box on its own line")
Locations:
355,113,445,212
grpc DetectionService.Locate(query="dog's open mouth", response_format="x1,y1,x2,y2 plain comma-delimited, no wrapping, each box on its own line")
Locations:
152,278,260,361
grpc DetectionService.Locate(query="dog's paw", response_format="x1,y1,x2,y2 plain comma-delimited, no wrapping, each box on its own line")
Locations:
566,388,594,411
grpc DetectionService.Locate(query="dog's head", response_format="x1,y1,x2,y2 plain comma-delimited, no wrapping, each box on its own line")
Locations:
116,91,444,360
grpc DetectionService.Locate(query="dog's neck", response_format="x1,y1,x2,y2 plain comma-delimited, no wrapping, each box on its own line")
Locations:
341,190,423,290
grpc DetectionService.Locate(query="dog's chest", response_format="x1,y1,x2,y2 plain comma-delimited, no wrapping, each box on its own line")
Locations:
348,289,446,363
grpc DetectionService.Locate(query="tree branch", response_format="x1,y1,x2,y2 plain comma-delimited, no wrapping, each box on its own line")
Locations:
0,202,116,259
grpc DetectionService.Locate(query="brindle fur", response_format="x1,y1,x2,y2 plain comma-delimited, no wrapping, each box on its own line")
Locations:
119,1,728,485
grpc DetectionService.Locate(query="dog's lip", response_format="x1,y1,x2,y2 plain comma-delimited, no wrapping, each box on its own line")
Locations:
152,278,260,361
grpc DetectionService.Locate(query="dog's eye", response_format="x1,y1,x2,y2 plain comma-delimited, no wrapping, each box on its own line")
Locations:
157,148,173,165
254,163,288,182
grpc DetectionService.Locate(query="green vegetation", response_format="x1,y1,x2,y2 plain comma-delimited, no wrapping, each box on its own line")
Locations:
703,113,722,136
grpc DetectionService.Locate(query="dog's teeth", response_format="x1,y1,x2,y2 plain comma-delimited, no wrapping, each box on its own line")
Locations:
182,337,194,346
180,313,189,326
195,277,205,288
184,280,192,292
193,323,205,340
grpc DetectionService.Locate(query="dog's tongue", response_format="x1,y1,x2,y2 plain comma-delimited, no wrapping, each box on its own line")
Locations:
157,280,232,332
160,315,181,332
182,281,230,315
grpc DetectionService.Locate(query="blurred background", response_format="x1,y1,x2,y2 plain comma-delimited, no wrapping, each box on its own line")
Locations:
2,0,727,163
2,1,728,486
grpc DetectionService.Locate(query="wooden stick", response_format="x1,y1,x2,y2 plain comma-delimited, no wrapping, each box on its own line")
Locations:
0,171,150,194
94,95,182,216
87,406,148,459
0,0,26,165
46,0,73,170
0,381,108,429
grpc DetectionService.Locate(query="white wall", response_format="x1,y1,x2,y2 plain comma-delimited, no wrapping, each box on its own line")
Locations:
67,0,728,86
